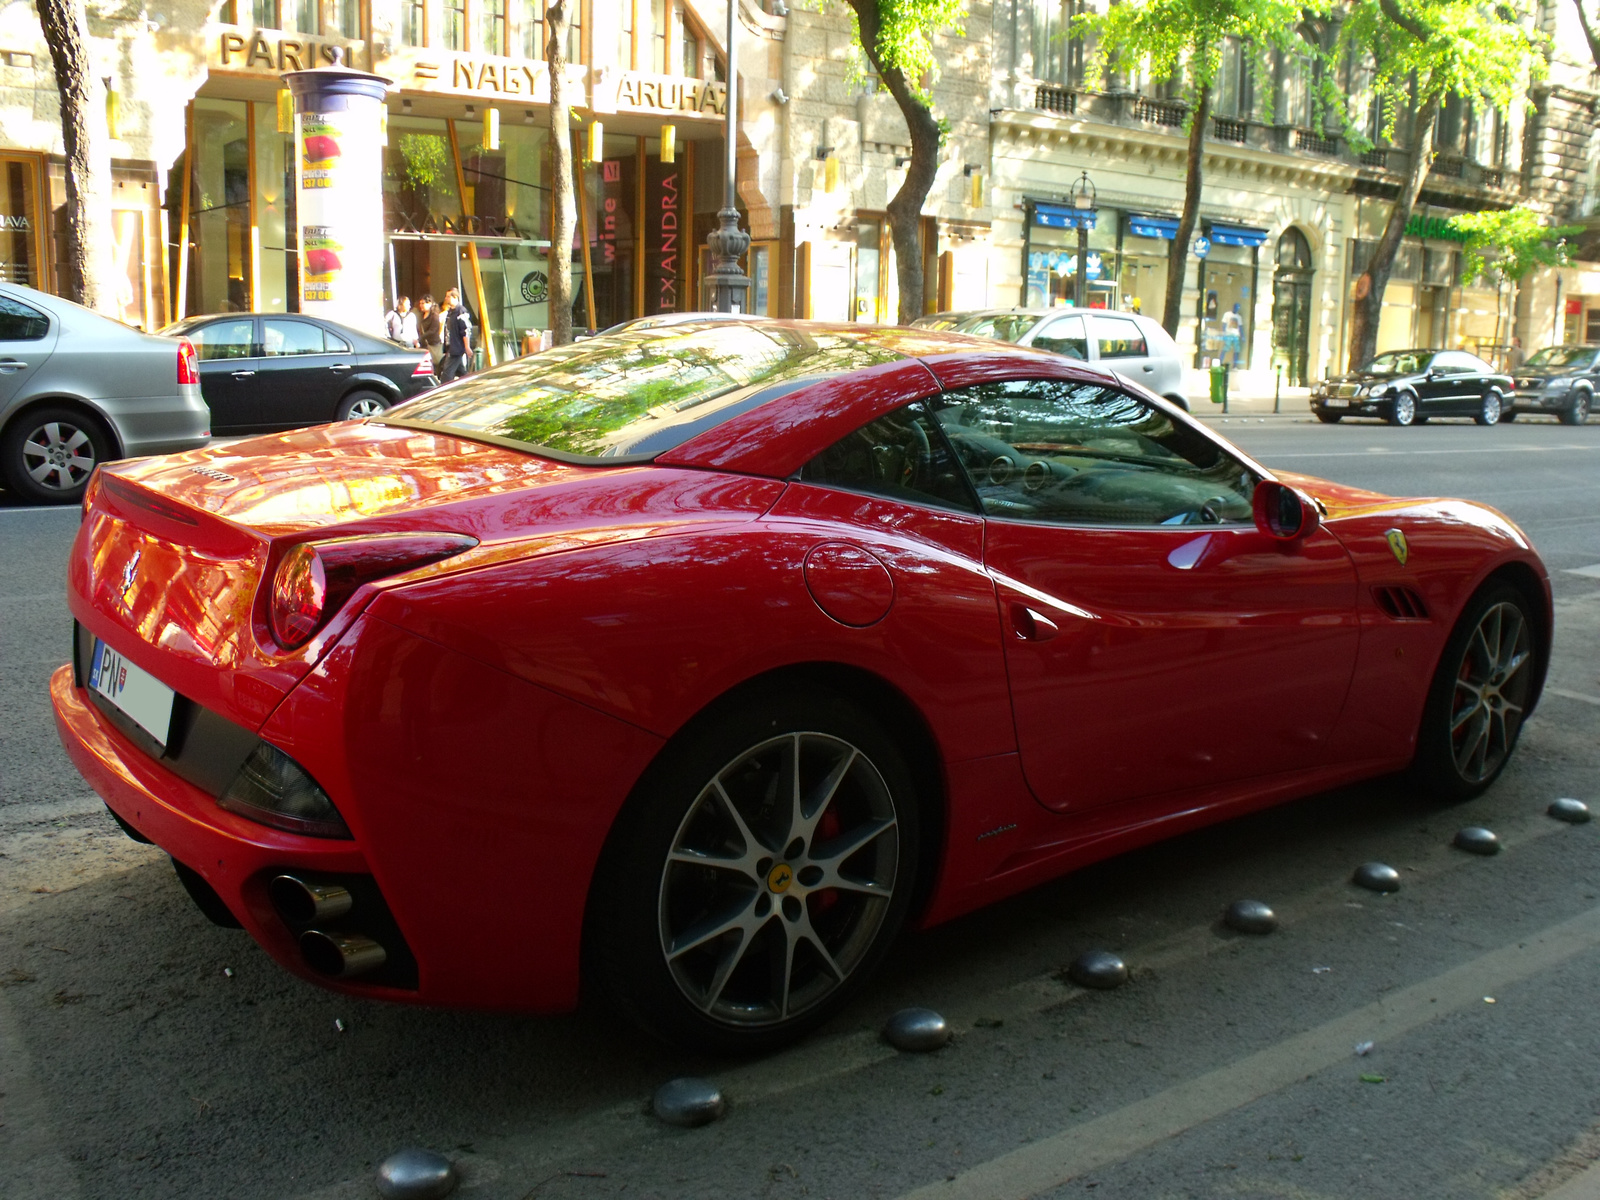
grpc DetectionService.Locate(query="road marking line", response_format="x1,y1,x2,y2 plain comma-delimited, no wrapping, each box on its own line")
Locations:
894,903,1600,1200
1259,445,1600,460
0,505,78,515
1568,564,1600,579
1548,686,1600,707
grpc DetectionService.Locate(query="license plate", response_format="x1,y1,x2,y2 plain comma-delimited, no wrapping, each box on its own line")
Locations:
89,639,175,748
1323,398,1348,408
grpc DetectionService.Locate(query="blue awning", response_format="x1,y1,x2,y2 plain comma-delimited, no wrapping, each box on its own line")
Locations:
1033,201,1098,231
1127,213,1180,240
1209,222,1269,248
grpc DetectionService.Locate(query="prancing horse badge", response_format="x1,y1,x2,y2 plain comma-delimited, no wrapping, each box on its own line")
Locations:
1385,528,1409,566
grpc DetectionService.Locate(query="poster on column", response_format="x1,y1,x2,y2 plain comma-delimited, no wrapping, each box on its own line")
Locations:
295,107,384,330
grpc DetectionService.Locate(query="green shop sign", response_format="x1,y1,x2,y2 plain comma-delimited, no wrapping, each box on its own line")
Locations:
1405,214,1470,242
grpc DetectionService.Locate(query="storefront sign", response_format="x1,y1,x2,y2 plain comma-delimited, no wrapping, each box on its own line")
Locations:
592,71,726,119
215,29,358,74
1404,213,1470,243
644,160,681,314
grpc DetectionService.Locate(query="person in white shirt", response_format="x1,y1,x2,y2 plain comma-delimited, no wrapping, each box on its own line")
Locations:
385,296,417,346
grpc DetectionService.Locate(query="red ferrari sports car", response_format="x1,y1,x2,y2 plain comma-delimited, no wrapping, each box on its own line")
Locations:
52,321,1549,1053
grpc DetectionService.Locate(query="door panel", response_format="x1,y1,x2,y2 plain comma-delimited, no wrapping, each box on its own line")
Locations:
988,522,1362,810
187,316,259,432
258,319,347,427
0,294,57,406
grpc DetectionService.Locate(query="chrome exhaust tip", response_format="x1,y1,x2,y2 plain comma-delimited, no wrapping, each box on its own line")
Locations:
270,874,353,923
299,929,388,979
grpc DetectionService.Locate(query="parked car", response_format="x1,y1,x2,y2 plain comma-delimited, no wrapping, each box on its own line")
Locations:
951,307,1190,410
1507,344,1596,424
162,313,436,435
54,320,1549,1054
0,282,209,505
601,312,771,335
1311,349,1513,426
909,311,977,331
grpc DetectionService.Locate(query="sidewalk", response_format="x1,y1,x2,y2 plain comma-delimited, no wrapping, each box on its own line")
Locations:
1182,382,1316,420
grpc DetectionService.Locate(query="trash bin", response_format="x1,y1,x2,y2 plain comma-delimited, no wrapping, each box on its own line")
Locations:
1209,363,1230,407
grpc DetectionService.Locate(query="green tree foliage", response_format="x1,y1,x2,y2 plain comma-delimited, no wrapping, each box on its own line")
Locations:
1078,0,1306,335
1447,206,1581,286
842,0,966,323
1337,0,1541,368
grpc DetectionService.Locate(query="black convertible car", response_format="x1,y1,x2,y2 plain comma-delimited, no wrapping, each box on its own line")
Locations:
163,313,437,435
1311,349,1512,427
1508,344,1596,424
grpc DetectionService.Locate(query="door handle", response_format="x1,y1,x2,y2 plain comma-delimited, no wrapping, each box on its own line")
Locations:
1142,364,1155,371
1009,603,1061,642
231,370,256,378
0,358,27,372
329,363,352,371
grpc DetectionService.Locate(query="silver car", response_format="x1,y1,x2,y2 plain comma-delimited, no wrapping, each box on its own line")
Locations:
0,283,209,504
953,307,1190,410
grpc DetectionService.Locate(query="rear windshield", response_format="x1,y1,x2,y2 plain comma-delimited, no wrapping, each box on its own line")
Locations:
383,322,902,461
1525,345,1596,368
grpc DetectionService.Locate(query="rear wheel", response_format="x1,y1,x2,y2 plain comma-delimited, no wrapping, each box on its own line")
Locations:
1386,392,1416,426
1410,581,1538,802
1560,390,1591,425
336,390,389,421
1498,408,1518,423
587,686,921,1055
1314,410,1342,424
1,405,112,505
1475,390,1503,426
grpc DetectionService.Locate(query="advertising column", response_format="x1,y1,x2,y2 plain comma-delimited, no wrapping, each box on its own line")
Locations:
283,50,391,335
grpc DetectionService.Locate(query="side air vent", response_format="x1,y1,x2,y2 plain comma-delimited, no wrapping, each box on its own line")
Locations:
1373,585,1430,620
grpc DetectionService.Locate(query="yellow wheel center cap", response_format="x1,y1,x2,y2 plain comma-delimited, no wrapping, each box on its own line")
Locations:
767,863,794,894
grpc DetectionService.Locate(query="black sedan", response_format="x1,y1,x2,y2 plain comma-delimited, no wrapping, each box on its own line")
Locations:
162,313,437,435
1311,349,1512,427
1508,345,1596,424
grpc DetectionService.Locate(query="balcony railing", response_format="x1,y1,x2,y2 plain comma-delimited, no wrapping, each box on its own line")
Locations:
1432,155,1465,178
1212,116,1247,144
1294,129,1340,156
1360,147,1390,169
1133,97,1186,127
1034,84,1076,115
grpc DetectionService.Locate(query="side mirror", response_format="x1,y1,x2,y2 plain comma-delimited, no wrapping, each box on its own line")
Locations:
1252,479,1320,541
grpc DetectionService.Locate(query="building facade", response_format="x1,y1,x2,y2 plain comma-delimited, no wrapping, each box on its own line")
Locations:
1,0,1596,386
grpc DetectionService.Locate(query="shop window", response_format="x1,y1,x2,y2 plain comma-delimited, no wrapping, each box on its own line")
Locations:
401,0,425,46
444,0,466,51
0,157,42,288
480,0,506,55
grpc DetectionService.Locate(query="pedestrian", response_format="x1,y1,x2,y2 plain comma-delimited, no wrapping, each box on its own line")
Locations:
418,294,443,372
384,296,408,343
397,296,419,347
440,287,474,383
1506,335,1525,373
1222,303,1243,367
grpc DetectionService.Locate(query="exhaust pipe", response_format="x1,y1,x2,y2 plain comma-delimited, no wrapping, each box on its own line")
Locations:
299,929,387,979
270,874,352,923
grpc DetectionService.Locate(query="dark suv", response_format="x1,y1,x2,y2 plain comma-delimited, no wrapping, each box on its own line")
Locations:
1508,345,1596,424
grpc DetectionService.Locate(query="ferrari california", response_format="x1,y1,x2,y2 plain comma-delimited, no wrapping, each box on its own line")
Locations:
52,321,1550,1054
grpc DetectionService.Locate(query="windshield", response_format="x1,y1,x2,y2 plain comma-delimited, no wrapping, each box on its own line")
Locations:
383,323,902,461
955,313,1046,343
1525,346,1596,369
1365,351,1429,376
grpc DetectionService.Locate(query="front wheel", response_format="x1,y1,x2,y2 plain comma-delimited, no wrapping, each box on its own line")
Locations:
1560,391,1591,425
1314,410,1342,424
1410,581,1539,802
1475,390,1503,426
1,406,112,505
336,390,389,421
587,687,922,1054
1386,392,1417,426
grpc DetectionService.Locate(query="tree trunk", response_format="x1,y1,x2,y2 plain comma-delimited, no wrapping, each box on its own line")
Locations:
35,0,115,314
1163,85,1210,337
849,0,941,324
1347,91,1440,370
1572,0,1600,71
545,0,575,346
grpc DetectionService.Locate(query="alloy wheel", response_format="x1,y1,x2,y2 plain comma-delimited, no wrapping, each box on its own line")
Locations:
1478,391,1502,425
658,732,899,1027
346,395,388,418
1571,393,1591,425
1390,393,1415,426
1450,601,1533,784
21,420,97,492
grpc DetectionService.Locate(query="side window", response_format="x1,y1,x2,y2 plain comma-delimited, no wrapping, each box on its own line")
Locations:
263,319,326,356
933,379,1260,526
1031,315,1087,360
801,401,977,513
1091,316,1147,359
0,296,50,340
190,318,254,360
1432,352,1472,375
325,329,352,353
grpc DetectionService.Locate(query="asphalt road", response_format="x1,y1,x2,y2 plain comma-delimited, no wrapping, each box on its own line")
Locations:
2,414,1598,1200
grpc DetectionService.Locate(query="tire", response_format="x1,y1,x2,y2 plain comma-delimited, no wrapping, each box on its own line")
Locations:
1386,392,1416,427
0,405,112,505
1498,408,1518,423
1559,390,1591,425
1314,410,1342,424
1474,390,1503,426
336,390,390,421
587,685,923,1055
1164,394,1191,412
1410,581,1539,803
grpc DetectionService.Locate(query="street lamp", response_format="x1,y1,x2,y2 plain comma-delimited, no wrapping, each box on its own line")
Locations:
705,0,750,313
1068,170,1096,308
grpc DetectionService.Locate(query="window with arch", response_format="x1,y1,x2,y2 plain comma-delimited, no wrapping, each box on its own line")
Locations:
1276,227,1312,272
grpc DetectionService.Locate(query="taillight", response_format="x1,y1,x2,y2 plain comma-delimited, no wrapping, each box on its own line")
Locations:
177,338,199,386
412,357,434,378
268,532,478,650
